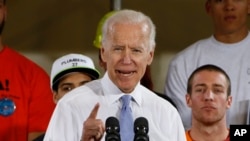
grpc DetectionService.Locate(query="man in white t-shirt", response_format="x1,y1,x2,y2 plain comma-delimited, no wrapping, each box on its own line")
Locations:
165,0,250,130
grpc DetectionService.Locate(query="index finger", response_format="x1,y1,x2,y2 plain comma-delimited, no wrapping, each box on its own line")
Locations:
88,103,100,119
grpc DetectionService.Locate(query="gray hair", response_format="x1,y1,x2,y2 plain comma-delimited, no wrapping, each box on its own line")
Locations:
101,9,156,51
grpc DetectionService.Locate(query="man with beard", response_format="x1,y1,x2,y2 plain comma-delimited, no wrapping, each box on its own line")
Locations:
0,0,55,141
185,64,231,141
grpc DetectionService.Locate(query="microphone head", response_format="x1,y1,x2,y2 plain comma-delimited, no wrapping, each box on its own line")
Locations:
134,117,149,134
105,117,120,141
106,116,120,133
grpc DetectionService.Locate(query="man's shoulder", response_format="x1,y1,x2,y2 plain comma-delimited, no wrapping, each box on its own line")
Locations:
169,37,212,66
176,37,211,58
3,46,28,59
1,46,48,78
3,46,45,68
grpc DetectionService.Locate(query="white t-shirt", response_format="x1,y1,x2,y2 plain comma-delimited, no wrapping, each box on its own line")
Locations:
165,33,250,130
44,72,186,141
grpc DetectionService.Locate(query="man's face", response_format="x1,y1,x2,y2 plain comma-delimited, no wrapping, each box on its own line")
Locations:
206,0,250,35
101,23,154,93
186,70,232,125
53,72,92,103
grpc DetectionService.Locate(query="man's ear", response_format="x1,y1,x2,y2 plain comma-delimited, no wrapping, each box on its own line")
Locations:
147,49,154,65
52,91,58,104
226,95,232,109
247,0,250,14
205,0,211,14
186,94,192,108
3,4,7,21
100,47,107,63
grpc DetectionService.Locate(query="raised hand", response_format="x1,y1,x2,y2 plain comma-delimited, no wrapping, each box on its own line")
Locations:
81,103,105,141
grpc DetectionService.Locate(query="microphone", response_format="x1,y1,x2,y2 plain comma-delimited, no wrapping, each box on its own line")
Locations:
105,116,121,141
134,117,149,141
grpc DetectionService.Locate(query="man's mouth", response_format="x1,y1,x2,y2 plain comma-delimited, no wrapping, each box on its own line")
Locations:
116,70,136,76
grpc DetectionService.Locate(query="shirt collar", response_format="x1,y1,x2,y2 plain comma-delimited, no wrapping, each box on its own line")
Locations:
100,72,142,106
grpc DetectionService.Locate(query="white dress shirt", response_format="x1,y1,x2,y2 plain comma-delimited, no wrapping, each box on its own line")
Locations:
44,72,186,141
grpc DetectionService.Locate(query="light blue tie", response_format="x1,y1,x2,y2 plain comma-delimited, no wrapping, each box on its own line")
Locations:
120,95,134,141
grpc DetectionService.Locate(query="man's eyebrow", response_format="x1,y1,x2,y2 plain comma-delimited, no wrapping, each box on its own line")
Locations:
194,83,206,87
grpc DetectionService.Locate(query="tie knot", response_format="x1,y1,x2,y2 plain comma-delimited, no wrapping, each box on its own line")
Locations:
121,95,131,107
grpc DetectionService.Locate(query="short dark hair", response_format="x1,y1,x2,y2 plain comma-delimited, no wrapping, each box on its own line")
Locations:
187,64,231,96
